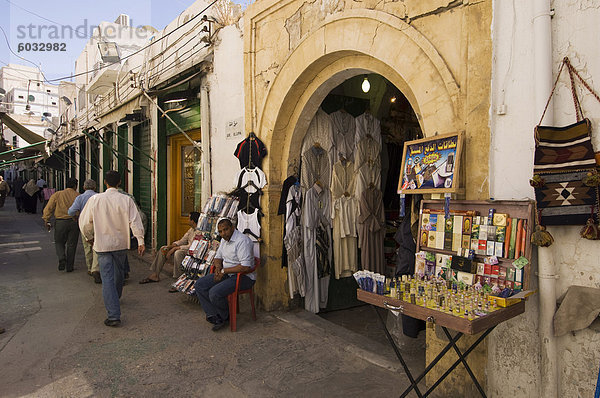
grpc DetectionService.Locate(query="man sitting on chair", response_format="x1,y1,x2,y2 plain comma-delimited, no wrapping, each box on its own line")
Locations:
194,218,255,331
140,211,200,287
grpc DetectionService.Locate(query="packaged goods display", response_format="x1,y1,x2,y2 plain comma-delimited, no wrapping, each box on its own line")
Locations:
358,200,535,323
170,193,238,294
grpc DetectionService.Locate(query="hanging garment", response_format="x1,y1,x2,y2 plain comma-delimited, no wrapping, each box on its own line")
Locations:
301,145,331,192
301,109,334,155
280,176,299,269
330,110,356,162
358,186,386,275
234,135,267,169
302,185,331,313
237,209,261,258
278,175,298,215
234,167,267,194
355,161,382,200
355,135,381,171
285,184,302,236
235,190,262,213
355,112,382,145
284,226,305,298
331,160,359,279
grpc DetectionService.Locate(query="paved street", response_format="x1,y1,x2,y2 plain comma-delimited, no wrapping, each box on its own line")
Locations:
0,196,424,397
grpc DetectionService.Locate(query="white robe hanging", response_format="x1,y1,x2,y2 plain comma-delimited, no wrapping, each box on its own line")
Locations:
331,160,358,279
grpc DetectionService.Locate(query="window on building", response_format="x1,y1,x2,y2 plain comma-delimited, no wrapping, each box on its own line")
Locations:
12,136,17,148
18,95,24,99
52,102,56,105
28,95,35,102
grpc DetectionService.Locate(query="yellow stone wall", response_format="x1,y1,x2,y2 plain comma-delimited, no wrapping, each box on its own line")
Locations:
244,0,492,394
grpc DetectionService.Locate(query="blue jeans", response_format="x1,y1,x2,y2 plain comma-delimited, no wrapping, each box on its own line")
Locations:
97,250,127,320
194,274,255,322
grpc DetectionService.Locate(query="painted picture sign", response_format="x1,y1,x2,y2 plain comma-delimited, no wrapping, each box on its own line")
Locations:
398,131,463,194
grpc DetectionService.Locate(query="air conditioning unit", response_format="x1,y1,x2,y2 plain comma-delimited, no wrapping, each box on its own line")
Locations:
114,14,130,26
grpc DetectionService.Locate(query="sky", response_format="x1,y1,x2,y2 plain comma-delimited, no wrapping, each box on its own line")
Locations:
0,0,244,83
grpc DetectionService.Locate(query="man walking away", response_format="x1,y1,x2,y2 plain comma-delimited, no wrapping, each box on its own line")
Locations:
0,176,10,208
68,179,100,283
43,178,80,272
79,171,145,327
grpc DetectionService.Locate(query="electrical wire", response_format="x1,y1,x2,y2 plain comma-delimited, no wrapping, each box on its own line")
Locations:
3,0,89,38
0,25,58,85
44,0,218,83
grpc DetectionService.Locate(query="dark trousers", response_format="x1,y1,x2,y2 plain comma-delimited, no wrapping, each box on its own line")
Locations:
194,274,255,322
0,192,6,207
15,195,23,211
54,219,79,271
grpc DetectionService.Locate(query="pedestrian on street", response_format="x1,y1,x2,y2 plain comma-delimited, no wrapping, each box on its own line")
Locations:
12,176,24,212
0,176,10,208
79,171,145,327
42,178,80,272
194,218,256,331
68,179,100,283
22,179,39,214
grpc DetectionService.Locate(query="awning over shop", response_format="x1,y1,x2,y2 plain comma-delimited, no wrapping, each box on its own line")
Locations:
0,112,46,144
0,141,48,170
36,152,65,170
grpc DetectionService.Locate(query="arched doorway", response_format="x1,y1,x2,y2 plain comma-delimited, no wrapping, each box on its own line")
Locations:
289,73,423,312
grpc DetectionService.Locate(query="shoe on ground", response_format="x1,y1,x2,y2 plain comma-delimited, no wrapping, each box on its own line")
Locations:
104,318,121,327
92,271,102,284
212,321,228,331
58,266,65,271
66,269,73,273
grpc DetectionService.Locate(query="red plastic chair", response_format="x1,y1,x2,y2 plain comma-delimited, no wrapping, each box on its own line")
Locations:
228,257,259,332
210,258,259,332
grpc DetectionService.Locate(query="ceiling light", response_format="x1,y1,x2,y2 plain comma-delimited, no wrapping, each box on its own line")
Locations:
361,76,370,93
390,96,397,103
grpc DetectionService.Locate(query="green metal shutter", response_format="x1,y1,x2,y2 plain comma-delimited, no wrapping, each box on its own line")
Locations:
133,121,152,242
117,125,128,190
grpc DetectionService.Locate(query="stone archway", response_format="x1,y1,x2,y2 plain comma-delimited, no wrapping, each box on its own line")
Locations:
245,8,484,310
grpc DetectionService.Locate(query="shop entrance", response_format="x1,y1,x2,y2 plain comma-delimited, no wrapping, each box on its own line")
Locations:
168,130,202,243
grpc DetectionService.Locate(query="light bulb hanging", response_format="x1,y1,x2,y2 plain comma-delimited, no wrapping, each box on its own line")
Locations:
361,76,370,93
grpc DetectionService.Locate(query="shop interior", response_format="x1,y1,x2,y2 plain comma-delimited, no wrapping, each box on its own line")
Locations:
290,73,426,350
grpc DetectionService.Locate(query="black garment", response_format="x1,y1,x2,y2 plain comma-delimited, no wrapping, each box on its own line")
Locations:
54,219,80,272
278,175,297,215
234,136,267,169
235,190,261,213
394,199,425,338
394,216,416,276
13,178,24,211
22,192,38,214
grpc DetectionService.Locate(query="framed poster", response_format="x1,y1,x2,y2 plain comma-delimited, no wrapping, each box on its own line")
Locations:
397,131,464,194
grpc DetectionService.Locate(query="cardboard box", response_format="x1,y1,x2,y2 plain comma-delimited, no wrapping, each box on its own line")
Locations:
476,263,485,275
486,241,495,256
488,290,536,307
457,271,475,285
451,256,477,273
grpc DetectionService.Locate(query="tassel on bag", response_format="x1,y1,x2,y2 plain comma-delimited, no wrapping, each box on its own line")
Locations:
531,225,554,247
529,175,545,188
582,170,600,187
580,218,600,240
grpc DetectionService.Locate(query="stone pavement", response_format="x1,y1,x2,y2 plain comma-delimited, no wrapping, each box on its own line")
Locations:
0,196,425,397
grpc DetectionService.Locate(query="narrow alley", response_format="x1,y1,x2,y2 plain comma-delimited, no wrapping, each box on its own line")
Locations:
0,196,421,397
